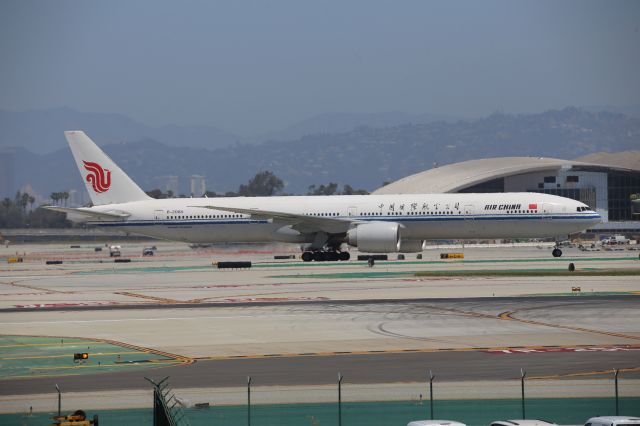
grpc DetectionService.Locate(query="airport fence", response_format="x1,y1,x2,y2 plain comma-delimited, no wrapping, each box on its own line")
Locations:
4,372,639,426
4,397,640,426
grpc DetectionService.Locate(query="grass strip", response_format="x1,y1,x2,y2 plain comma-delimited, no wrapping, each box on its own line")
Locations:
272,268,640,279
415,268,640,277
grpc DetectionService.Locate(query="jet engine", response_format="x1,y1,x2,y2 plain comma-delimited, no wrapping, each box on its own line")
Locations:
397,239,425,253
347,222,400,253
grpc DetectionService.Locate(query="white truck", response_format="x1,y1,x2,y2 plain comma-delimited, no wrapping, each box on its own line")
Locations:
109,245,121,257
601,235,630,245
584,416,640,426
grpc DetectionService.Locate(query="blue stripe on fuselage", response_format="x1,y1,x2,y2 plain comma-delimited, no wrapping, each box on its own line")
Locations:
91,214,600,227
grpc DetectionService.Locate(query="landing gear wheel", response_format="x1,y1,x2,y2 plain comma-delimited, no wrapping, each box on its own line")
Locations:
326,251,339,261
339,251,350,261
313,251,326,262
301,251,313,262
552,248,562,257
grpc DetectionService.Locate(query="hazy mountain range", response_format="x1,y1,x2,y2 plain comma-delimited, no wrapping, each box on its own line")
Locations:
0,107,241,153
255,111,460,142
2,106,639,200
0,107,459,153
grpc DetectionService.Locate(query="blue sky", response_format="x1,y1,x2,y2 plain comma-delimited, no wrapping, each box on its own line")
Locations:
1,0,638,135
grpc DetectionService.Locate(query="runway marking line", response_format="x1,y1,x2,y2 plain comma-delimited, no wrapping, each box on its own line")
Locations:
115,291,182,304
499,310,640,342
529,366,640,380
29,359,182,371
1,351,146,360
404,304,640,344
0,341,94,348
1,280,73,294
1,334,194,366
194,344,640,361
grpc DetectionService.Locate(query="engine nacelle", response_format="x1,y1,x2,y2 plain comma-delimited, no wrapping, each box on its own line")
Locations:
347,222,400,253
398,239,425,253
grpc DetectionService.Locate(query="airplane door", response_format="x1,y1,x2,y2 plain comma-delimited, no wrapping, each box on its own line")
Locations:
348,206,358,217
542,203,552,220
154,210,165,220
464,204,476,234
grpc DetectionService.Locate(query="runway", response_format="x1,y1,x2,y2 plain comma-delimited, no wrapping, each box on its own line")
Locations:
2,345,640,396
0,242,639,407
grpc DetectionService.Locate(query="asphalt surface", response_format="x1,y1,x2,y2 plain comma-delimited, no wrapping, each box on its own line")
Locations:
1,242,638,400
0,294,636,313
2,349,638,396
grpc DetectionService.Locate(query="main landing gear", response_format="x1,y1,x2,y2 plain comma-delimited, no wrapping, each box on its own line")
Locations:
301,250,350,262
552,247,563,257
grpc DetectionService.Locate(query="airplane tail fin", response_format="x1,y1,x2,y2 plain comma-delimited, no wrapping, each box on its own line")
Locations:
65,131,151,205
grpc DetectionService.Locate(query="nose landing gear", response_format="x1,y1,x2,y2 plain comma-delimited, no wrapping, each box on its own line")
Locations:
552,248,563,257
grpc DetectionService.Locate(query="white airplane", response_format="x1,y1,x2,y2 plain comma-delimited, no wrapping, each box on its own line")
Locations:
46,131,601,261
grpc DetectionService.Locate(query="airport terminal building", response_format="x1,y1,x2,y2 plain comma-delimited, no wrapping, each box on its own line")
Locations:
374,156,640,233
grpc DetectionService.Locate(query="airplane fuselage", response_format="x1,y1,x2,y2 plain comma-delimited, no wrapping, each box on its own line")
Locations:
87,192,600,244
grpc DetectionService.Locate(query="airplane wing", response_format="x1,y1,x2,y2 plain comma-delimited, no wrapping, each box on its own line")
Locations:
43,206,130,222
190,205,355,234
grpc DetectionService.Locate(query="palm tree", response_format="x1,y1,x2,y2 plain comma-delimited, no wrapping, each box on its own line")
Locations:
20,193,30,213
28,195,35,211
50,192,59,205
62,191,69,207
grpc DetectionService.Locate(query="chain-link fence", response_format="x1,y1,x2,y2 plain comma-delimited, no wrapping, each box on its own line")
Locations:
4,372,639,426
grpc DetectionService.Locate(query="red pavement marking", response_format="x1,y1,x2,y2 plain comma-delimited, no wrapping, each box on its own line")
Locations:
14,301,122,309
483,345,640,354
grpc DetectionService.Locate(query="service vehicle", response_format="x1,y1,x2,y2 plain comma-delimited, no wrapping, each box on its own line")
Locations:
490,421,557,426
584,416,640,426
407,421,466,426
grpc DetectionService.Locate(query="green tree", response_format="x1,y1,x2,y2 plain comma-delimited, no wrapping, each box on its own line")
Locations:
341,184,369,195
20,192,30,212
0,197,23,228
238,171,284,196
28,207,71,228
307,183,369,195
146,189,165,199
308,183,339,196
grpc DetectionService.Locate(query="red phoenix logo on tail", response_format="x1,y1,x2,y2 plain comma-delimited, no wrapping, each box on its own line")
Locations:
83,161,111,193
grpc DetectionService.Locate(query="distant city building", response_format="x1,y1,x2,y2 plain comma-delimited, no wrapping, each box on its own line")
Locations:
190,175,206,197
374,156,640,232
0,148,15,198
165,176,179,197
67,189,81,207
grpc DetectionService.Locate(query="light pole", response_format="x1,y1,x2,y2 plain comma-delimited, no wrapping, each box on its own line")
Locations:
429,370,435,420
614,368,619,416
338,372,343,426
247,376,251,426
520,369,526,419
55,384,61,417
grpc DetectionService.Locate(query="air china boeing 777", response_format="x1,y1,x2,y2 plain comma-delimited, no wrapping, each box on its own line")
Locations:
47,131,601,261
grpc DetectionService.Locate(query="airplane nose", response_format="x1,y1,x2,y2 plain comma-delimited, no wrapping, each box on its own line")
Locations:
591,212,603,225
